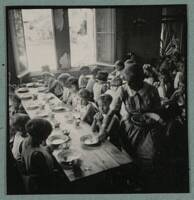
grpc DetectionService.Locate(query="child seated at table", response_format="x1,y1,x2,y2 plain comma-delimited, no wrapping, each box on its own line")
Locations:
66,76,81,110
41,72,55,87
19,118,58,193
78,88,98,125
110,60,125,78
105,76,126,119
10,94,25,116
47,77,64,99
78,66,90,89
92,94,121,148
106,76,123,98
11,113,30,160
57,73,71,101
86,67,101,94
93,71,109,102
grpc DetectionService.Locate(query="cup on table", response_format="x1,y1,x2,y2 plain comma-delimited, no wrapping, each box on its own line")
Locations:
54,121,60,129
49,112,55,120
32,94,38,100
40,104,45,110
75,118,81,128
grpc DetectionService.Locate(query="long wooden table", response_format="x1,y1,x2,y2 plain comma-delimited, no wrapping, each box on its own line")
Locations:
16,87,133,182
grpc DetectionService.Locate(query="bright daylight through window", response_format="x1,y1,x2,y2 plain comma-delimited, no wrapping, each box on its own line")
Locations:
22,9,57,72
68,9,96,67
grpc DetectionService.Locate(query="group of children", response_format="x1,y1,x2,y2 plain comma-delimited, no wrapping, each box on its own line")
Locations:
9,51,186,193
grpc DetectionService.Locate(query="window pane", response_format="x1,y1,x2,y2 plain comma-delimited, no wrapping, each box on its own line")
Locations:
22,9,57,72
96,9,115,64
68,9,96,67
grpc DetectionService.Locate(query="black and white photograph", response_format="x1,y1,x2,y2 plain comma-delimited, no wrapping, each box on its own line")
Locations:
6,5,188,194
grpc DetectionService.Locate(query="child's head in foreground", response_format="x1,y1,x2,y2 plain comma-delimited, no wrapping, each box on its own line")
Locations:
11,113,30,136
25,118,53,145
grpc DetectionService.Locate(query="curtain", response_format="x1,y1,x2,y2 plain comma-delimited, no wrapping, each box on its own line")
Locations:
52,9,71,69
160,22,184,56
8,9,29,78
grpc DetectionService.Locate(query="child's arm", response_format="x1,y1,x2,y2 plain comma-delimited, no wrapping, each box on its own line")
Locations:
82,104,97,125
91,114,99,132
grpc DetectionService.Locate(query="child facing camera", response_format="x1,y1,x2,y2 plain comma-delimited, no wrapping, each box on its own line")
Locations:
78,66,90,89
92,94,121,148
93,71,109,102
110,60,125,78
78,88,98,125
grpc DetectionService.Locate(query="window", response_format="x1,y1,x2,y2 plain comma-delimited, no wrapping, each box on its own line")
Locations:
96,9,116,64
68,9,96,67
9,8,116,74
22,9,57,72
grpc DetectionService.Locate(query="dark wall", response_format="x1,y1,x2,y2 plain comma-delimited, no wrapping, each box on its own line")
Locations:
116,7,162,64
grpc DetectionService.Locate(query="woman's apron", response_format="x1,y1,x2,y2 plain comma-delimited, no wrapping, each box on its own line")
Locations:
120,86,161,161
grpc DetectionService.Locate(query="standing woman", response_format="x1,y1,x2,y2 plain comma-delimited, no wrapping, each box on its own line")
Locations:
98,63,162,162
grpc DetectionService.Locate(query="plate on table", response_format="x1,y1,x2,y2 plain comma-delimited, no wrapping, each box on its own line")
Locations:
36,112,48,118
37,87,46,92
26,83,35,88
131,115,146,126
57,149,81,166
17,87,29,93
52,106,66,112
19,94,32,100
26,104,39,110
46,134,69,146
80,134,100,146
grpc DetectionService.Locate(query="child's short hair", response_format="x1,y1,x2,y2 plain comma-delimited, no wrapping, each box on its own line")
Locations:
96,71,108,82
25,118,52,141
97,94,113,106
115,60,124,71
41,72,55,78
12,113,30,133
79,88,91,100
66,76,79,89
57,73,71,85
91,67,101,77
80,66,90,74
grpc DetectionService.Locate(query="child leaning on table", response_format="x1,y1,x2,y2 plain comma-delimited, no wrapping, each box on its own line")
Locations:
78,88,98,125
57,73,71,101
66,76,81,110
47,77,64,99
92,94,121,148
11,113,30,161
